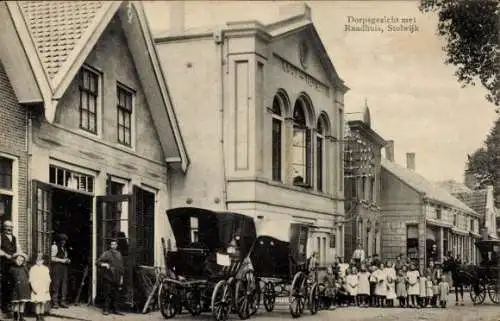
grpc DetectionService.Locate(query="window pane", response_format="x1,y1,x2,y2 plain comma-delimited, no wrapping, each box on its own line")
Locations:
89,113,96,132
124,112,130,128
0,158,13,190
272,119,282,181
316,136,323,191
88,96,96,113
124,129,130,145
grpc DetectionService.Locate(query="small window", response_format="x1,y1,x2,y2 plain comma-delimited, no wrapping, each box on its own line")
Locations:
0,158,13,190
190,217,199,243
436,206,442,220
117,85,133,146
79,68,99,134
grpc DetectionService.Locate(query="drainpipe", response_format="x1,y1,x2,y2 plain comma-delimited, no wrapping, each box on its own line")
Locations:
26,110,33,255
216,30,228,210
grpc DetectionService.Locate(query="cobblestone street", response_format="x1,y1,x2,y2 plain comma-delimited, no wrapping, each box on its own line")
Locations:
29,294,500,321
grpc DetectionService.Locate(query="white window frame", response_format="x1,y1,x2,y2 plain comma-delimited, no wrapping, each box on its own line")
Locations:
78,65,102,138
116,82,136,150
0,153,18,238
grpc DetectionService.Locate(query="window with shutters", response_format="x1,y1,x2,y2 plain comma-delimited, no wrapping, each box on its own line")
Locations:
79,67,99,134
292,98,312,187
135,187,155,266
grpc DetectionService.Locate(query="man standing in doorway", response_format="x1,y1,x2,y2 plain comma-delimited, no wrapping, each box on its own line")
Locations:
0,220,20,316
51,233,70,309
97,239,124,315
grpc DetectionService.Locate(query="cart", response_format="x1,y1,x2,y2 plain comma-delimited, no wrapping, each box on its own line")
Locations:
158,207,257,321
250,218,320,318
469,239,500,305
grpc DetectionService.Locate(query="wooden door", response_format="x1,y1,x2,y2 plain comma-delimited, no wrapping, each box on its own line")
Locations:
32,180,53,256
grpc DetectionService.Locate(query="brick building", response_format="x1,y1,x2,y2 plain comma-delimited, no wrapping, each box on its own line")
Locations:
0,60,29,250
154,3,347,265
343,103,386,261
380,152,481,270
0,1,188,304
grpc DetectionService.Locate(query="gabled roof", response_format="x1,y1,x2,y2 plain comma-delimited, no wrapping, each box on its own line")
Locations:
154,3,348,93
0,1,189,172
381,158,476,214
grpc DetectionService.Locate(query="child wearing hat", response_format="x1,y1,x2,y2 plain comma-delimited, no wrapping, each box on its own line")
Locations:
10,252,30,321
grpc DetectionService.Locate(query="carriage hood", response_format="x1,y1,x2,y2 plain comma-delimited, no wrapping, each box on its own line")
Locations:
166,207,257,256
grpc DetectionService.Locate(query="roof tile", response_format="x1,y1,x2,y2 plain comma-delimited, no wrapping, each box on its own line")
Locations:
18,1,105,80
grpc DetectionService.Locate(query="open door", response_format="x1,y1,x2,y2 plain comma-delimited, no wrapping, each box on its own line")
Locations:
32,180,53,256
96,192,136,308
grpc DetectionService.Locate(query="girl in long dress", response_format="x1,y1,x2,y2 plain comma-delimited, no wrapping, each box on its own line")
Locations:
406,263,420,308
395,267,408,307
419,267,427,307
374,263,387,307
425,267,434,307
357,265,370,307
30,252,51,321
438,276,450,308
10,252,31,321
384,260,397,307
345,267,359,306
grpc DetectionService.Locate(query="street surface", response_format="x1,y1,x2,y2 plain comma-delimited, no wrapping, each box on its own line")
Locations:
21,294,500,321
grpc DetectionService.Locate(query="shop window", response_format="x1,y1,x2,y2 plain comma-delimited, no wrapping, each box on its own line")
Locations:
117,84,134,147
49,165,94,193
79,67,99,134
0,158,13,190
406,224,419,262
291,98,312,187
271,94,285,182
190,216,199,243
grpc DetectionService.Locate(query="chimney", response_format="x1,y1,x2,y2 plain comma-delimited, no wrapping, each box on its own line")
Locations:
385,140,394,162
169,1,185,34
406,153,416,171
279,3,312,20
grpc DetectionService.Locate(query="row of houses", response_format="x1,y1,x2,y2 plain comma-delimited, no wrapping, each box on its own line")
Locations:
0,0,497,305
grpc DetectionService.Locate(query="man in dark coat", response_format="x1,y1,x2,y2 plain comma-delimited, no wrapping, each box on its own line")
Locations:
50,233,71,308
97,239,124,315
0,220,19,315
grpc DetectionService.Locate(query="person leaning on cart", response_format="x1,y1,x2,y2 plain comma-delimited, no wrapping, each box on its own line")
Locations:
96,239,125,316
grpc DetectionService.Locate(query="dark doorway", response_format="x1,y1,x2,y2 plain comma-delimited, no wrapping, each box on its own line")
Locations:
52,188,92,304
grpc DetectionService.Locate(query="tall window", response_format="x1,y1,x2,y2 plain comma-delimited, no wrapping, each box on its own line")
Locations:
79,68,99,133
117,85,133,146
0,158,13,190
316,117,325,192
271,95,283,181
292,99,312,186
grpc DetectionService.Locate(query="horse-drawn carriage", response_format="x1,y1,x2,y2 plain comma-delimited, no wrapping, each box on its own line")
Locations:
469,239,500,305
251,218,320,318
158,207,258,321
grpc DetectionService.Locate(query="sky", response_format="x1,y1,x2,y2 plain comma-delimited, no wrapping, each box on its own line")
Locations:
143,1,498,183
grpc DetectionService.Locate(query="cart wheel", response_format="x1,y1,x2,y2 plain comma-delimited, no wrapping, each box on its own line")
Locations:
158,282,178,319
212,280,231,321
488,281,500,304
470,281,487,305
250,279,261,316
186,288,202,316
309,283,319,315
289,272,306,318
263,282,276,312
235,279,251,319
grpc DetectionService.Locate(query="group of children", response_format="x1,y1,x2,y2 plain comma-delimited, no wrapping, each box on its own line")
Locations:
320,259,450,310
8,251,51,321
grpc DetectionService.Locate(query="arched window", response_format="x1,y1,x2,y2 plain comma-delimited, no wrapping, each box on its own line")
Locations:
316,117,326,192
292,99,312,186
271,95,284,181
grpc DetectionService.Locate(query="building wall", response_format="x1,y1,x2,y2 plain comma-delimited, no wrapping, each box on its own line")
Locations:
0,60,28,250
29,14,173,292
380,167,424,263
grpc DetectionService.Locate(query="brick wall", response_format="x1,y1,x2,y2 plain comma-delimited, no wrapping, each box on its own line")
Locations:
0,59,29,250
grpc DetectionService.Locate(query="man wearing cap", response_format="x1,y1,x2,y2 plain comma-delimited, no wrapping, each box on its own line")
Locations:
0,220,20,315
51,233,70,309
97,239,124,315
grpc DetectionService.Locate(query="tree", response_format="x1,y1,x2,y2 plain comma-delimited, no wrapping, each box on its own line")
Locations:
420,0,499,109
465,117,500,206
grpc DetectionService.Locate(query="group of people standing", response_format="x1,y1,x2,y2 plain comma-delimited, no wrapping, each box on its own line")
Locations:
0,220,126,320
320,250,466,310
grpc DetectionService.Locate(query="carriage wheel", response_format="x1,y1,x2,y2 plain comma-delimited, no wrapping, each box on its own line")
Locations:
487,281,500,304
212,280,231,321
263,282,276,312
186,288,202,316
289,272,306,318
158,282,178,319
308,283,320,315
250,279,261,316
470,281,487,305
235,272,255,320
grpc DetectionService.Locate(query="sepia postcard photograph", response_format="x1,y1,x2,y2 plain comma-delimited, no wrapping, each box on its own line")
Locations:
0,0,498,320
